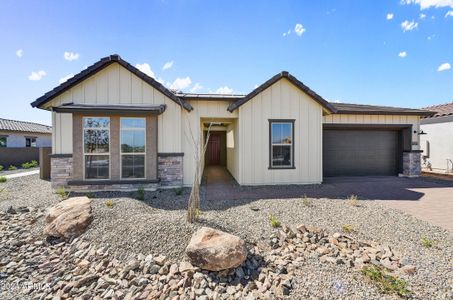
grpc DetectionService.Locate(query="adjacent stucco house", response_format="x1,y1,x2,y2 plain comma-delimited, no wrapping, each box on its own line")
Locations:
420,102,453,173
0,118,52,148
30,55,433,190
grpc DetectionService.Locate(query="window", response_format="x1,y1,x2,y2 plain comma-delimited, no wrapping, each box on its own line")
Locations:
0,136,6,147
269,120,294,168
120,118,146,179
83,117,110,179
25,137,37,147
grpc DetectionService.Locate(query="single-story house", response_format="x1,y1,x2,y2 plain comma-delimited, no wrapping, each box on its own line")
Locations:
30,55,434,190
420,102,453,173
0,118,52,148
0,118,52,167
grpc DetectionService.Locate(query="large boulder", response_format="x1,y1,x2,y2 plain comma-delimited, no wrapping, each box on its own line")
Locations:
185,227,247,271
44,197,93,239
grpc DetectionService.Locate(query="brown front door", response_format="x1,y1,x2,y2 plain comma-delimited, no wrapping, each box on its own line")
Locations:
207,134,221,165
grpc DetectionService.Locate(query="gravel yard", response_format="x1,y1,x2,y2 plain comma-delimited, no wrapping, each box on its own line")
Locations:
1,174,452,299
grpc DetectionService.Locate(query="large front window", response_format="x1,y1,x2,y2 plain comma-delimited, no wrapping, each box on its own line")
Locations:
270,120,294,168
121,118,146,179
83,117,110,179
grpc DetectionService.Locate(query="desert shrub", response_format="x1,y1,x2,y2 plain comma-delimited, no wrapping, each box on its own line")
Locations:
136,186,145,201
346,194,359,206
21,162,33,169
30,160,38,167
302,194,313,207
8,165,17,171
0,165,3,171
56,186,69,200
105,200,114,208
420,236,435,248
342,224,355,233
0,176,7,183
269,214,281,228
175,187,183,196
362,265,411,296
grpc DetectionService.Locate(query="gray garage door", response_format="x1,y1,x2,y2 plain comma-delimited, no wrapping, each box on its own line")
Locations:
323,129,400,177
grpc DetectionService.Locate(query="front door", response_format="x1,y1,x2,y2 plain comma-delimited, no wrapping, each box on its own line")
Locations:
207,134,221,165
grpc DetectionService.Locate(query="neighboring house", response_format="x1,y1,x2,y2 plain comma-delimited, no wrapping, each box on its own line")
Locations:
30,55,433,190
0,118,52,148
0,118,52,167
420,102,453,173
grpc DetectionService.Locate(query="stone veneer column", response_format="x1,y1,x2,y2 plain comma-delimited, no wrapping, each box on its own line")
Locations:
402,151,421,177
50,155,73,189
158,153,184,187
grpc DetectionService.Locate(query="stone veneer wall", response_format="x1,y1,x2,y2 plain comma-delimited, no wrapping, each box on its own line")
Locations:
402,151,421,177
50,156,73,189
158,153,184,187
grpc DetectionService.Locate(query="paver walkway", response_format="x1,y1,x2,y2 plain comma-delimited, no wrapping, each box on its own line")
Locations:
202,166,453,232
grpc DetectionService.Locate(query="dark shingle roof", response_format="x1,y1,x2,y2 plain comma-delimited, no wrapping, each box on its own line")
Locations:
227,71,337,113
422,102,453,118
0,118,51,134
332,103,435,116
30,54,193,112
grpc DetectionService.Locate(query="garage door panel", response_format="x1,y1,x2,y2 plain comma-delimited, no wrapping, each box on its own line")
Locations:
323,129,400,177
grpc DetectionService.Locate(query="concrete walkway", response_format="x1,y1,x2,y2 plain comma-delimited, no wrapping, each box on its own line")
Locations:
202,166,453,232
4,169,40,179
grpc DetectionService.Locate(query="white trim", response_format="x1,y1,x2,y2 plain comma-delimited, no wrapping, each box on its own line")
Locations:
270,122,293,168
120,117,146,180
82,116,111,180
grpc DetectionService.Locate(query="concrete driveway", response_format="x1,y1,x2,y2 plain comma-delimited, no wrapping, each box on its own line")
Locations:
203,166,453,231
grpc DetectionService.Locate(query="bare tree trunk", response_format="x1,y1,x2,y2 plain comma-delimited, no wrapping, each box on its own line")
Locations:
186,121,212,223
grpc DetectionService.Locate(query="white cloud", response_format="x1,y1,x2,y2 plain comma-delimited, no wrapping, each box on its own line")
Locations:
437,62,451,71
28,70,46,81
427,34,436,39
401,20,418,31
135,63,155,78
170,77,191,90
420,13,427,18
445,10,453,17
401,0,453,9
16,49,23,58
398,51,408,58
387,13,394,20
190,83,203,93
215,86,234,94
294,23,306,36
58,73,74,84
162,60,174,70
63,51,79,61
282,29,291,37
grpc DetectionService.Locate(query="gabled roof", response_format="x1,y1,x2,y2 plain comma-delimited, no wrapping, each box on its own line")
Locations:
227,71,337,113
422,102,453,118
332,103,435,116
30,55,193,111
0,118,51,134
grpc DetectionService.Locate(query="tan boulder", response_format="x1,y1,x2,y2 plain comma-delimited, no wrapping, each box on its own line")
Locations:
185,227,247,271
44,197,93,239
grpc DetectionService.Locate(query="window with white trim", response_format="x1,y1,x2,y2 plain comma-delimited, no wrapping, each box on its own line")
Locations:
270,120,294,168
120,118,146,179
83,117,110,179
25,137,37,147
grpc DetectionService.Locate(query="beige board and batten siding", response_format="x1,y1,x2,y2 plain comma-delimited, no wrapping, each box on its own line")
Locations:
323,114,421,151
226,119,240,182
44,63,182,154
238,78,323,185
181,100,238,186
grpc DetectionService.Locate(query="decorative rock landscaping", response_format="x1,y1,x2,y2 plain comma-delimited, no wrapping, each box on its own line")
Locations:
1,175,452,299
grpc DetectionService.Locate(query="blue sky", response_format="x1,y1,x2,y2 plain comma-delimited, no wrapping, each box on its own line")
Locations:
1,0,452,125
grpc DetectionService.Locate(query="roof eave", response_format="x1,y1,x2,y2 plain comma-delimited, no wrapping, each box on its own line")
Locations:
30,54,193,112
227,71,337,113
